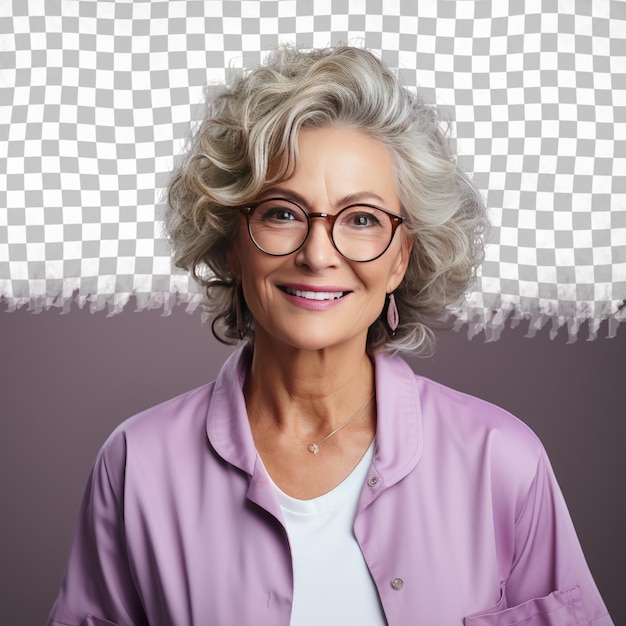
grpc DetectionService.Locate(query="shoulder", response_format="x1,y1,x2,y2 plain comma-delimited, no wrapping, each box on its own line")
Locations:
95,346,253,485
413,371,546,488
115,381,216,440
415,372,538,440
98,382,217,473
379,352,540,440
378,352,545,473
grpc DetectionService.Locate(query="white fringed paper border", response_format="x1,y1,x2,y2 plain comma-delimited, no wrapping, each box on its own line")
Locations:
1,0,625,340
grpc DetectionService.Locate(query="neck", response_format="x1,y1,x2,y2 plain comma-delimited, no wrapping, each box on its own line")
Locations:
244,333,375,437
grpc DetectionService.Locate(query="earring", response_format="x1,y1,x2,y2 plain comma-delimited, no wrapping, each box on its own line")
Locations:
386,292,399,337
234,282,245,340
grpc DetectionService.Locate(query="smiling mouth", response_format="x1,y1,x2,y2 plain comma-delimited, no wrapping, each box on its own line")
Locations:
282,287,347,301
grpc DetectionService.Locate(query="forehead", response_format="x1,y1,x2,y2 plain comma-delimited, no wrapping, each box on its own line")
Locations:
265,126,400,211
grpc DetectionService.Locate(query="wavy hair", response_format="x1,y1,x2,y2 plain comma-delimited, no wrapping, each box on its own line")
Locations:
166,45,488,354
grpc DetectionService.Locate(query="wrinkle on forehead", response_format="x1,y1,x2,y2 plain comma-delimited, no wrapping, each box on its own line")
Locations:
265,126,401,215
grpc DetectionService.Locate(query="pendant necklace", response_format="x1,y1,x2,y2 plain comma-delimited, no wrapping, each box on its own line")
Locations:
307,393,375,454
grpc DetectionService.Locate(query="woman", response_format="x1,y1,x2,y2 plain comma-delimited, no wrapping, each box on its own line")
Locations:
47,46,612,625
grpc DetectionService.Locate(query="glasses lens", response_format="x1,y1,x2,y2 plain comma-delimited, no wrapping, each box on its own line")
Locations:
248,199,308,255
332,205,394,261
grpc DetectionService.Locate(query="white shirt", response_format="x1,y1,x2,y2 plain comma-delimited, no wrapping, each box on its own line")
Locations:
269,442,387,626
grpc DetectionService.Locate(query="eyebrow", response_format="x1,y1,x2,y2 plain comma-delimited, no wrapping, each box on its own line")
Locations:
257,187,388,209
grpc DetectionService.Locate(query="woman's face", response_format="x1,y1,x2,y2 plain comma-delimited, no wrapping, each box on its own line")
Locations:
229,126,412,353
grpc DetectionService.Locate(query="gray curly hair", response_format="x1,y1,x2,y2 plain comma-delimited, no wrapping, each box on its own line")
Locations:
166,44,488,354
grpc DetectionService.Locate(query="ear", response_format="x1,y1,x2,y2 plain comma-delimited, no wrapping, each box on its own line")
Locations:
386,233,413,293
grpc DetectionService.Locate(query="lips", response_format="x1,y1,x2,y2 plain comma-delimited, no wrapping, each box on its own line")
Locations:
281,287,347,301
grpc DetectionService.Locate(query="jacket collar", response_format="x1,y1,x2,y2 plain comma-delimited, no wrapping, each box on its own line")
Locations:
206,345,423,486
370,350,423,487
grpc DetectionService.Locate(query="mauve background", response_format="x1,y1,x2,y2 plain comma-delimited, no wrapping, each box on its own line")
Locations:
0,303,624,625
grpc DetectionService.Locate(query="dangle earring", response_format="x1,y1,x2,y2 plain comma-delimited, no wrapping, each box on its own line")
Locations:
386,292,399,337
234,282,246,340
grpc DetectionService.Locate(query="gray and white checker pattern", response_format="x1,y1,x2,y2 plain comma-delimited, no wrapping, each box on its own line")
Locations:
1,0,625,340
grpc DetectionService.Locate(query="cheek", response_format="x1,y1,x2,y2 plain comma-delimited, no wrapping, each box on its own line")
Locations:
357,271,392,319
238,257,279,312
366,259,402,296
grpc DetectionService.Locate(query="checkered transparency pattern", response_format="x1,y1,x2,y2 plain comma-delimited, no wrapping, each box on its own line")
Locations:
1,0,624,339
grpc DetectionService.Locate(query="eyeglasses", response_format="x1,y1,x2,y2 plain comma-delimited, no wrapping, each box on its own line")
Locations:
240,197,405,262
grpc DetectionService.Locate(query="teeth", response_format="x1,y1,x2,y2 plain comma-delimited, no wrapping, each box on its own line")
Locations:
285,288,345,300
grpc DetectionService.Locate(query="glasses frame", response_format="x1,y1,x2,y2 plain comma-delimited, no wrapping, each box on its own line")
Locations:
240,198,405,263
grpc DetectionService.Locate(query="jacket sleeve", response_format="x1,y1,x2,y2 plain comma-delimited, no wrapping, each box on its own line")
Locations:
466,450,613,625
46,432,147,626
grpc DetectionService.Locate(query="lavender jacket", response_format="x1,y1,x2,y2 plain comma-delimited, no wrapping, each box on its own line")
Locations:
47,346,612,626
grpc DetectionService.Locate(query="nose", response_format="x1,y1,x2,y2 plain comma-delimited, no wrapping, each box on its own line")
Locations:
294,215,340,271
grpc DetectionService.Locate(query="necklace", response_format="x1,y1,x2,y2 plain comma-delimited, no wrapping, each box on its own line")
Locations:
307,393,375,454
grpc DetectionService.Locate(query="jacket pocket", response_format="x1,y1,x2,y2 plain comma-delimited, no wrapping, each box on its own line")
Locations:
464,585,585,626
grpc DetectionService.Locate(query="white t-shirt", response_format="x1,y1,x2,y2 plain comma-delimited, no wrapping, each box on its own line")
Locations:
268,442,387,626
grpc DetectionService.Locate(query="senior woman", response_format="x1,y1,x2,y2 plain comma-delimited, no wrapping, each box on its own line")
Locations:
47,46,612,625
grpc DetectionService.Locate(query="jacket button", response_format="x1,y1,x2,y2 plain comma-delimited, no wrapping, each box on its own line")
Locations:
391,577,404,590
367,476,379,487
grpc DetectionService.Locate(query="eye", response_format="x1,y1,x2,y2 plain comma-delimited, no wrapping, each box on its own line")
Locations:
340,206,385,229
254,200,306,224
353,214,375,227
264,208,296,221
